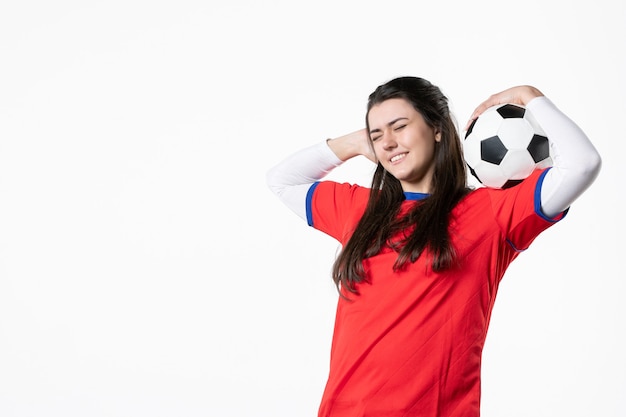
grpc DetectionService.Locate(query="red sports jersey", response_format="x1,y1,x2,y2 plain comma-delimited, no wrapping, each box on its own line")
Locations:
306,169,564,417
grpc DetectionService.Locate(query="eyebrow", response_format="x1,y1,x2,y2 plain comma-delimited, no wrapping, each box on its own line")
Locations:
369,117,409,134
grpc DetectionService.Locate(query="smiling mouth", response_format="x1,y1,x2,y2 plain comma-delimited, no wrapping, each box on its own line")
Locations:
390,153,407,163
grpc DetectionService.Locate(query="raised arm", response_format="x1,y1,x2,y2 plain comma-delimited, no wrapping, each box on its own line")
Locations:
467,86,601,218
266,129,374,220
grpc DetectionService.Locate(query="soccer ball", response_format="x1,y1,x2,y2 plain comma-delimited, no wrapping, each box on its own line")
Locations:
463,103,552,189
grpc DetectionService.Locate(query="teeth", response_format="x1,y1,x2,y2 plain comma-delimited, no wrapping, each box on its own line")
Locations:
391,153,406,163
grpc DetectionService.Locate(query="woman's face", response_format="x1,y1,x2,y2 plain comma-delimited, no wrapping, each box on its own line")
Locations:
368,98,441,193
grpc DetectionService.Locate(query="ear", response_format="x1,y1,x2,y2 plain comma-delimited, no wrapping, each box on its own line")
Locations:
435,130,442,142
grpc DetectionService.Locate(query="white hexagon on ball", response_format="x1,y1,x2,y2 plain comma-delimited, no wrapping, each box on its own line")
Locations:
463,103,553,189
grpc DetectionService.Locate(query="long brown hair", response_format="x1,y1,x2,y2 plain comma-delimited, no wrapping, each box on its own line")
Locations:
332,76,470,294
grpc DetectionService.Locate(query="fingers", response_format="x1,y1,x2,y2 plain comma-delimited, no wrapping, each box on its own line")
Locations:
362,131,378,163
464,86,544,131
465,97,497,130
464,93,509,130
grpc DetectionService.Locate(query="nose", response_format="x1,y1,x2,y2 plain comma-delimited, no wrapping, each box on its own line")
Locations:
380,130,397,150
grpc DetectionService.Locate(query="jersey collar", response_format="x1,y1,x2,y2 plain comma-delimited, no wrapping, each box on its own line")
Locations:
403,192,430,201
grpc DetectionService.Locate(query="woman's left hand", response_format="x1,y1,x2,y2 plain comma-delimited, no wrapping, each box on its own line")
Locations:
465,85,544,131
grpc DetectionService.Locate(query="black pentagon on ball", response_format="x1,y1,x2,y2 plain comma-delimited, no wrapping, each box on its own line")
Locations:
480,136,508,164
465,118,478,138
527,134,550,163
497,104,526,119
502,179,524,189
467,164,483,184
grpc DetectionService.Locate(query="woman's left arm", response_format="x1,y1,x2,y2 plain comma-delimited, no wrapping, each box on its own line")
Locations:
467,86,602,218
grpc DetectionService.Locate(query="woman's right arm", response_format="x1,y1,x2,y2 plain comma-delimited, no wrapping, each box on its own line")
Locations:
266,129,373,220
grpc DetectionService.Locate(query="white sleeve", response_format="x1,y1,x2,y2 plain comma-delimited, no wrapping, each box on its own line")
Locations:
526,97,602,218
266,141,343,220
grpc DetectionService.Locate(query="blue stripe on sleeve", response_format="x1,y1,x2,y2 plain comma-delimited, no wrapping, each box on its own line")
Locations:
306,182,321,227
505,238,525,253
535,168,569,222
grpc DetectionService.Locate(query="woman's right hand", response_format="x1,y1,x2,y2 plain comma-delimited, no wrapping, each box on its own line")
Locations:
327,128,377,163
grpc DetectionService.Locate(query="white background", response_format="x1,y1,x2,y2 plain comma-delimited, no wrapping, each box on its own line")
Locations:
1,1,624,416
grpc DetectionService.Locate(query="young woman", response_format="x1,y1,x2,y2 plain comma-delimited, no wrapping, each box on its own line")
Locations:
266,76,601,417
